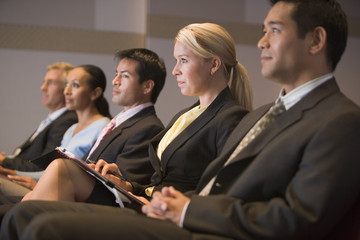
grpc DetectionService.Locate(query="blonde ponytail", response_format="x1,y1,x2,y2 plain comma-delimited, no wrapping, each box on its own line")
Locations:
228,62,253,111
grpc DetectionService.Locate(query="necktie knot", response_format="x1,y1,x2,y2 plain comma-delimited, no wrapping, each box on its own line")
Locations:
104,118,116,134
269,101,286,118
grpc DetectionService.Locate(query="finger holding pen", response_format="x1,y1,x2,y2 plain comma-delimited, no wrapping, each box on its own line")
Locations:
87,159,132,191
90,159,106,173
90,159,123,179
97,160,120,176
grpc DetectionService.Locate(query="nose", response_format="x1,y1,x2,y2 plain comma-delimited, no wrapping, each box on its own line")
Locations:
40,81,47,91
64,84,71,95
172,63,180,76
112,75,120,86
257,34,269,50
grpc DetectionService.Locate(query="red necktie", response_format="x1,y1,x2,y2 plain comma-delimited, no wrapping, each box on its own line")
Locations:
86,117,117,162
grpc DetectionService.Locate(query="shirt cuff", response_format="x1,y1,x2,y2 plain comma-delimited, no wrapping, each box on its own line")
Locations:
179,199,190,227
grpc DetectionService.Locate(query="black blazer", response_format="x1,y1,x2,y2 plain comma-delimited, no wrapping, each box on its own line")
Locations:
83,106,164,185
132,88,248,196
2,110,77,171
184,79,360,240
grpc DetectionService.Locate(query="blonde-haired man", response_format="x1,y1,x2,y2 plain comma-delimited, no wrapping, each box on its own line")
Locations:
0,62,77,172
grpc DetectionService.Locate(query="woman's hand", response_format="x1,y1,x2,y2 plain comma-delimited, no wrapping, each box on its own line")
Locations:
7,175,37,190
0,166,16,175
0,152,6,165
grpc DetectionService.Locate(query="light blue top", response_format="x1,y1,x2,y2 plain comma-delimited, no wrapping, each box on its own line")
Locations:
16,117,110,180
60,117,110,159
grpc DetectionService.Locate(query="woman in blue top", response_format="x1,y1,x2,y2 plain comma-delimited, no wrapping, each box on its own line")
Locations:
1,64,111,194
60,65,111,159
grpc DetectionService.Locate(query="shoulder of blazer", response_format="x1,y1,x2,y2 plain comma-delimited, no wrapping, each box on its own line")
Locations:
293,77,340,112
208,87,238,110
114,106,161,130
48,110,78,127
131,105,157,120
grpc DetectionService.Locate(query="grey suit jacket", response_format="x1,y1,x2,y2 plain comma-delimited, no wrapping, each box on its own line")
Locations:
83,106,164,185
2,110,77,171
184,79,360,240
132,88,248,196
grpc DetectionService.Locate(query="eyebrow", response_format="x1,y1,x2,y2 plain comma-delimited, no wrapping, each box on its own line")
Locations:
174,54,186,57
117,70,131,74
265,20,284,27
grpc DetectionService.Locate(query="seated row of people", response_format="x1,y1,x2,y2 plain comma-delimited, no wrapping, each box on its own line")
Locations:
1,0,359,239
0,22,252,205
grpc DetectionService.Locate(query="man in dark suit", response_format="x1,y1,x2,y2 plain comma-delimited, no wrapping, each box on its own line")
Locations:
1,1,359,240
63,48,166,185
0,62,77,172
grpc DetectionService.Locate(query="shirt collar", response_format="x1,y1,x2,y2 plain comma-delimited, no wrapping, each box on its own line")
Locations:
276,73,333,110
114,102,154,127
48,107,67,121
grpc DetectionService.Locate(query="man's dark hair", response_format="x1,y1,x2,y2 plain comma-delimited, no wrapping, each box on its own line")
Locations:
114,48,166,104
270,0,348,71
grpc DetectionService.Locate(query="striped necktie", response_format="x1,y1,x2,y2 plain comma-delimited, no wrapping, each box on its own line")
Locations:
199,101,286,196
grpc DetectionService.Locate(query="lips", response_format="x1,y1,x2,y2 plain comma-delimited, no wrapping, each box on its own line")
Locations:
260,54,272,62
177,80,185,87
112,89,120,95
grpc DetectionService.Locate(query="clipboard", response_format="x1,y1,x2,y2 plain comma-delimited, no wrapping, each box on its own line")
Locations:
30,147,145,211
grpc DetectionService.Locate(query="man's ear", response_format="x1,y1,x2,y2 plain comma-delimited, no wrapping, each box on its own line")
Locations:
143,80,155,95
210,56,222,76
309,26,327,55
91,87,102,100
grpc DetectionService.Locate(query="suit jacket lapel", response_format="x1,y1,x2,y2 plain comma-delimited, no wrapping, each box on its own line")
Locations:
88,106,156,160
159,88,233,175
194,104,270,192
220,103,271,157
19,110,71,151
19,136,34,150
